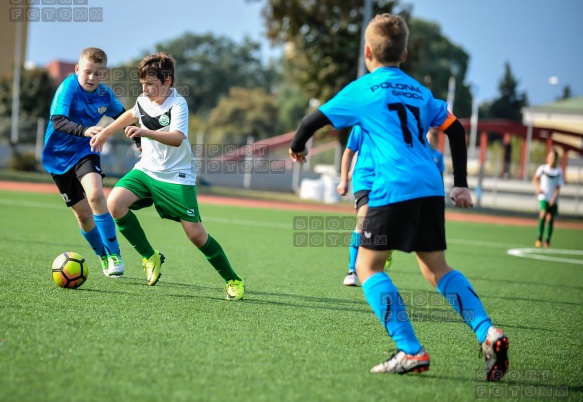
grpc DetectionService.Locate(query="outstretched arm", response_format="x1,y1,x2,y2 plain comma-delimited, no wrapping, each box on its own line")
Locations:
440,118,473,208
90,110,138,152
337,148,355,196
52,115,102,138
289,110,332,163
124,126,184,147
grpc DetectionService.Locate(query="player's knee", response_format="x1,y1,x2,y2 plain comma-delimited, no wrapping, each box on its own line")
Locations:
106,196,124,219
186,226,207,247
86,191,105,208
75,210,93,225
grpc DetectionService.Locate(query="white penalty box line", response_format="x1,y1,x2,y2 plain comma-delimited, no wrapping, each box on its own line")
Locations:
507,248,583,265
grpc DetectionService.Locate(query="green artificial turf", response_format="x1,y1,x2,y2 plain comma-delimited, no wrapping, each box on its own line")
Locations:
0,189,581,401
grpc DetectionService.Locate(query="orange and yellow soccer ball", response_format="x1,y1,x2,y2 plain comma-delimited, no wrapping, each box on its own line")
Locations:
51,252,89,289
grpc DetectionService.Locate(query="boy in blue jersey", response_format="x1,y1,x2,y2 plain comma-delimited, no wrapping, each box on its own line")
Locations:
290,14,509,381
427,129,445,178
337,126,392,287
42,47,126,277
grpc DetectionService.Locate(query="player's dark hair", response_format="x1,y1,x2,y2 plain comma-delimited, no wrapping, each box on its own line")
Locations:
138,52,176,86
81,47,107,65
367,14,409,64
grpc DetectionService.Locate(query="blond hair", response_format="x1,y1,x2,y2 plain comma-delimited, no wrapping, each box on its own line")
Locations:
137,52,176,85
80,47,107,65
366,14,409,64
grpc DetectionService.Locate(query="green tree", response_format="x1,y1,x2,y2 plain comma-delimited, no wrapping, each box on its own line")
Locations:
206,87,279,145
261,0,400,103
557,85,571,101
0,68,55,120
0,68,56,143
406,18,472,118
487,62,528,121
258,1,473,147
140,33,277,115
273,60,310,133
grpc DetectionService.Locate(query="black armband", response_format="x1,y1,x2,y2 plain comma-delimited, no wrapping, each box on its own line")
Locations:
443,119,468,188
52,115,87,137
290,110,332,153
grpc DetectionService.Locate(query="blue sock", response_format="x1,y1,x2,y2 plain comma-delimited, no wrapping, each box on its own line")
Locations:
81,226,105,257
94,212,121,256
348,231,360,272
362,272,422,354
437,270,492,343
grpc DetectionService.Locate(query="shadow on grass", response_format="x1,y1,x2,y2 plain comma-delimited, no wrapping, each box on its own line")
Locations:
390,267,583,291
83,277,373,314
423,372,582,393
77,276,372,314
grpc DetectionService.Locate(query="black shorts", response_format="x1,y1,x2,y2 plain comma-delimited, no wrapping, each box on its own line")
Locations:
354,190,370,211
51,154,105,207
360,196,446,252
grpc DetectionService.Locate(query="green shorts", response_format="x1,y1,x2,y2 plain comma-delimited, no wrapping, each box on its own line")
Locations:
115,169,201,222
539,200,558,215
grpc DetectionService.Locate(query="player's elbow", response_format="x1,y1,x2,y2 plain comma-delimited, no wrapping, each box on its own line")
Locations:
167,132,185,147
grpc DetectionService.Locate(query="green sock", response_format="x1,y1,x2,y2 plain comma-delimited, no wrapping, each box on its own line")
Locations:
199,234,240,282
115,211,155,259
537,217,545,240
546,217,554,242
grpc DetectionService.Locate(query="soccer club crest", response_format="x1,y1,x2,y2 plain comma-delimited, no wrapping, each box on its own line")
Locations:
159,113,170,126
98,106,107,114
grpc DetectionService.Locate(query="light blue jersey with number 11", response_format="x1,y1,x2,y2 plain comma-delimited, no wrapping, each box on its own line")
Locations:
319,66,449,207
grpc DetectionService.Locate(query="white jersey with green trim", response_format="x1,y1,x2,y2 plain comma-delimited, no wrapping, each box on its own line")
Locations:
535,164,564,202
130,88,197,185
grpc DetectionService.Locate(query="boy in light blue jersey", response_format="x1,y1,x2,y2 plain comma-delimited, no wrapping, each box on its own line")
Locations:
337,125,392,287
42,47,127,277
427,129,445,178
290,14,508,381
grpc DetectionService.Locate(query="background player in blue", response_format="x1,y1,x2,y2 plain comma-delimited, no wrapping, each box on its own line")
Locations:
289,14,509,381
42,47,126,277
427,129,445,178
337,125,392,287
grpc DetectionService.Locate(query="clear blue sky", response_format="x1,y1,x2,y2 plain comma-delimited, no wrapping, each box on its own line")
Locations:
25,0,583,106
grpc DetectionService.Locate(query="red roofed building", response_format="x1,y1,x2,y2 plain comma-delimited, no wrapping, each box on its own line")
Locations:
46,60,76,84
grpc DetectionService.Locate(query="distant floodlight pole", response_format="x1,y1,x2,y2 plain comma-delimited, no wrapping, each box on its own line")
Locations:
11,20,23,145
357,0,373,78
243,135,254,189
446,76,456,112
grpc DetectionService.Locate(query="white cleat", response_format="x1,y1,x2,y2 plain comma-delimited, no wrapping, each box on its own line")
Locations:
370,347,430,374
107,254,125,277
343,271,359,286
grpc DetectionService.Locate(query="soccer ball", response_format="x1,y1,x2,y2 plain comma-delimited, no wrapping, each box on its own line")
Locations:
51,252,89,289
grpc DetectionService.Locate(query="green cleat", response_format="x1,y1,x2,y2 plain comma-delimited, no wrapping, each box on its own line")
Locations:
142,250,165,286
224,279,245,300
100,256,109,277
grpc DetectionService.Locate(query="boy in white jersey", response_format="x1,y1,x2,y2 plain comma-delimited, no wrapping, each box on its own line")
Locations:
289,14,508,381
90,52,244,300
532,149,564,248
